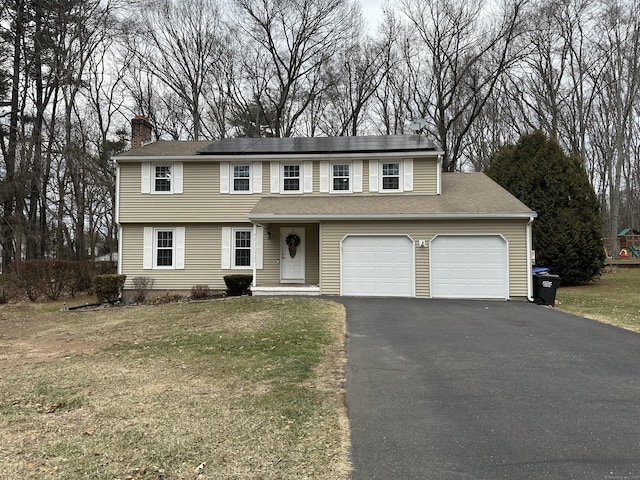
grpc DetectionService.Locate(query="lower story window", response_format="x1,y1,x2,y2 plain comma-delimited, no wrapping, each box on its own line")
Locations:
234,230,251,267
156,230,174,267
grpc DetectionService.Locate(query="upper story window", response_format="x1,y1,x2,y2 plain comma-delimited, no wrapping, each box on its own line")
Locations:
368,159,412,193
382,162,401,191
283,164,301,192
332,164,350,192
233,165,251,192
154,165,172,192
270,161,312,194
320,160,362,193
220,162,262,194
141,162,183,194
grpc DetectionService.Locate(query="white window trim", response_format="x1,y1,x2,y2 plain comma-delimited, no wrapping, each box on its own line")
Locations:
380,161,403,192
369,159,412,193
221,226,263,269
221,162,263,194
143,226,185,270
141,162,183,194
232,164,252,194
271,161,312,194
321,160,362,193
281,163,303,194
330,161,352,193
232,228,252,268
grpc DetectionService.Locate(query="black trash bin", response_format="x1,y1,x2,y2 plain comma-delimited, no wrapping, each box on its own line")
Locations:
533,272,561,306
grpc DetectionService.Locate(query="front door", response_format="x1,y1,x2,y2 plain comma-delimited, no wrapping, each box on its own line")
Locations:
280,227,305,283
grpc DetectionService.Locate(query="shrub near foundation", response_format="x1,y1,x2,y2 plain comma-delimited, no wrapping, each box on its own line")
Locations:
93,274,126,303
224,274,253,296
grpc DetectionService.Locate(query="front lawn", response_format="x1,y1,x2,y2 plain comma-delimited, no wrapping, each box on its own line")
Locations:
556,267,640,332
0,297,350,479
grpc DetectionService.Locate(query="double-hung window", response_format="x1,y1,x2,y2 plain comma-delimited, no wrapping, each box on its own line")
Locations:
154,165,172,192
233,230,251,267
332,164,350,191
221,226,263,270
233,165,251,192
155,229,174,267
142,163,182,194
143,227,185,270
382,162,400,191
283,165,301,192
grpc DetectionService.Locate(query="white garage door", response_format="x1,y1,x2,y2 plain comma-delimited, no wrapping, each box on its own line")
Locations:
430,235,508,299
342,235,414,297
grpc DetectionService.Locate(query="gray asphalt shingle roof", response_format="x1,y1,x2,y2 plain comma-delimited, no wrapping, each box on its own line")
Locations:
249,173,536,219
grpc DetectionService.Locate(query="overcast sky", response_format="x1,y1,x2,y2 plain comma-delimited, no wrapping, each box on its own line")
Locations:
361,0,385,31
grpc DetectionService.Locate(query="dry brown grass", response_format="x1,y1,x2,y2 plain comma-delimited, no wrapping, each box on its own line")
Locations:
0,296,350,479
557,267,640,332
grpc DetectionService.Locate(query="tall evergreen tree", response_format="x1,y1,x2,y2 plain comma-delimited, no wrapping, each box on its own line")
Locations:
485,130,605,285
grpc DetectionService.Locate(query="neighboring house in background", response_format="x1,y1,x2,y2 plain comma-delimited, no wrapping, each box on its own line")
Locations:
114,118,537,300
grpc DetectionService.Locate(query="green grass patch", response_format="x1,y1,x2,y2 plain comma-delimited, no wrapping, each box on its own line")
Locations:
0,297,350,479
557,267,640,331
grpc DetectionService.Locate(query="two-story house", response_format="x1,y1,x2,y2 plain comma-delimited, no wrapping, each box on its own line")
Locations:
114,117,537,300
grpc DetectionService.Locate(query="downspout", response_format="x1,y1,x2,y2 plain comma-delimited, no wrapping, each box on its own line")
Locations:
252,223,257,289
436,155,442,195
115,161,122,275
526,217,534,302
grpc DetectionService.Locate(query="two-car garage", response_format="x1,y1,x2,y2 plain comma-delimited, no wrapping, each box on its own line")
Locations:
341,234,509,299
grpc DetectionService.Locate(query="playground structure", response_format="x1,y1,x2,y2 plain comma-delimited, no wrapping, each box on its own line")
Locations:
603,228,640,259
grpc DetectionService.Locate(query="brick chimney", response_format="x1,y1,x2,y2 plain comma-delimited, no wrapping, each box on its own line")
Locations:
131,115,153,149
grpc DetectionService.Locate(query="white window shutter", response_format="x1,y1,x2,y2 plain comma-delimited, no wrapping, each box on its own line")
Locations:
303,161,313,193
175,227,185,269
404,159,413,192
253,162,262,193
320,161,329,193
353,160,363,192
220,162,230,193
369,160,379,192
141,163,151,194
270,162,280,193
255,226,264,269
173,162,183,194
221,227,231,269
143,227,153,269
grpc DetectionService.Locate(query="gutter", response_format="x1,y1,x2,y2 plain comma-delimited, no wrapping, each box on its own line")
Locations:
248,212,538,222
112,150,446,163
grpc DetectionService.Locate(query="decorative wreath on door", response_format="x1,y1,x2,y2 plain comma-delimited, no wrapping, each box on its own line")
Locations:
286,233,301,258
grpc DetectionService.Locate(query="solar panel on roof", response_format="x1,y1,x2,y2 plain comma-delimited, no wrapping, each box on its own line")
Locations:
196,135,437,155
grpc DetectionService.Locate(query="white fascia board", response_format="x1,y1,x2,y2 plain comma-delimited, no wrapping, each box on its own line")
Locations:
248,212,537,222
113,150,446,163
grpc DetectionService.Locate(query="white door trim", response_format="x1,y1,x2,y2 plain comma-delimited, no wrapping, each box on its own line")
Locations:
280,227,306,283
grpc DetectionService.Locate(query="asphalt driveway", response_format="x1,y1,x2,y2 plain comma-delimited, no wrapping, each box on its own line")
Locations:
341,298,640,480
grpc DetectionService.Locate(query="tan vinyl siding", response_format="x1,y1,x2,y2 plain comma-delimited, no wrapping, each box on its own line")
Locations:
118,163,262,223
118,157,442,223
120,223,264,291
319,219,529,298
413,158,438,194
